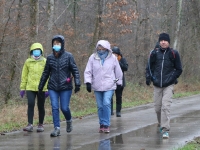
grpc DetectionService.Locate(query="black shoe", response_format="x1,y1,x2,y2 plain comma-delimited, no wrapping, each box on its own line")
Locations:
111,112,114,115
66,120,73,133
116,112,121,117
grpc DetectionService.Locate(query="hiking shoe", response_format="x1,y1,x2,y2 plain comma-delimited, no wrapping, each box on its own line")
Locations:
116,112,121,117
23,124,33,132
99,125,104,133
104,126,110,133
37,124,44,132
50,127,60,137
66,120,73,133
162,131,169,139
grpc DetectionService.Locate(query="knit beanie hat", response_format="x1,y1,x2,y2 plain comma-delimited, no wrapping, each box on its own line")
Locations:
112,47,121,55
159,33,170,43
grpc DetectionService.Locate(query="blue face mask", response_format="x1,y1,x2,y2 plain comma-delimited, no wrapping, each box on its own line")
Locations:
33,50,41,57
97,50,107,55
53,45,61,52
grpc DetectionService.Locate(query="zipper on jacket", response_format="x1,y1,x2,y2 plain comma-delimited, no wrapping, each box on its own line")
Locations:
160,50,166,87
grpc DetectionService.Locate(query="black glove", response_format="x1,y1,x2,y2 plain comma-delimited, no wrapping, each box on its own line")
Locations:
74,85,80,93
86,83,91,93
116,85,122,90
38,89,43,94
146,79,151,86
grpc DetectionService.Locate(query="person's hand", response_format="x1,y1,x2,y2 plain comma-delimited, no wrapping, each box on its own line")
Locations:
86,83,91,93
146,79,151,86
38,89,43,94
20,90,25,98
74,85,80,93
116,85,122,90
45,91,49,98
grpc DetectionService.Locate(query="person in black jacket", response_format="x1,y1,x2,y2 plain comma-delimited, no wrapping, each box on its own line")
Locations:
146,33,182,139
38,35,81,137
111,47,128,117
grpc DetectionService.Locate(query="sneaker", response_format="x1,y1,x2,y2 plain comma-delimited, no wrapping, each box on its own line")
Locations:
99,125,104,133
162,131,169,139
66,120,73,133
50,127,60,137
37,124,44,132
104,126,110,133
23,124,33,132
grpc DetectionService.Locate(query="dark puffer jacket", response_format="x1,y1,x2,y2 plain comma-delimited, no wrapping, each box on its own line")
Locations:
112,47,128,87
146,47,182,87
38,35,81,91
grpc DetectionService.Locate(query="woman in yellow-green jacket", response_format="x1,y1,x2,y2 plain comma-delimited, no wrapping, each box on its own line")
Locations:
20,43,48,132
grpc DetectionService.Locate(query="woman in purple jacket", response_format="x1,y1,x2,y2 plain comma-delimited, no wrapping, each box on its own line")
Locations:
84,40,123,133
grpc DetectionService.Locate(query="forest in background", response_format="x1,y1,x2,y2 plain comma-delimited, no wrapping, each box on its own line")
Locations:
0,0,200,106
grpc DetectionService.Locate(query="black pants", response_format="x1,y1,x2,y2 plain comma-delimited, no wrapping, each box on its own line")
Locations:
111,87,124,112
26,91,45,124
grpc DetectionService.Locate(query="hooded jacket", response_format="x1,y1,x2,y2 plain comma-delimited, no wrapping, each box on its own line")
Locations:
20,43,47,91
84,40,123,91
38,35,81,91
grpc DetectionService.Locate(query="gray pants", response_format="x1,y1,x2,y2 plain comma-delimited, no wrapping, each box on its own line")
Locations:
154,84,174,131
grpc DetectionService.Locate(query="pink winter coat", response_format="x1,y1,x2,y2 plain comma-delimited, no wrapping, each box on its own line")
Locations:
84,40,123,91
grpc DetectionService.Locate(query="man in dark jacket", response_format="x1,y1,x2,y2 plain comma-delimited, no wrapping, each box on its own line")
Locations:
146,33,182,139
38,35,81,137
111,47,128,117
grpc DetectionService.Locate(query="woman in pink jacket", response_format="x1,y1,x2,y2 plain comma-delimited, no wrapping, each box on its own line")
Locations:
84,40,123,133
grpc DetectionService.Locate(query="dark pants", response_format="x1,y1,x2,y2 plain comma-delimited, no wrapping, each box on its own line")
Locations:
26,91,45,124
111,87,124,113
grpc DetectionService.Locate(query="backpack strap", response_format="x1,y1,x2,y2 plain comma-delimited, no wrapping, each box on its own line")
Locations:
169,48,176,67
171,48,176,59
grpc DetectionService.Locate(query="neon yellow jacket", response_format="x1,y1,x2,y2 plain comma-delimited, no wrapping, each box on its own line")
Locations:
20,43,47,91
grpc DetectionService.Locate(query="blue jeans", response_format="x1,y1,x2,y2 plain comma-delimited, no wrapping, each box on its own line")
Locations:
94,90,114,126
49,90,72,128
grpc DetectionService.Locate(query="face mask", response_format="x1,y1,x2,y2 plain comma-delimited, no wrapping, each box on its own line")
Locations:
53,45,61,52
97,50,107,54
32,50,41,57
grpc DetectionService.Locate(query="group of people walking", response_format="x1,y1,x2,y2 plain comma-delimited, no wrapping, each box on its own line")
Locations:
20,32,182,139
20,35,128,136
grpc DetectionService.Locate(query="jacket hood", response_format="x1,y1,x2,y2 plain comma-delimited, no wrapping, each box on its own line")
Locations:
96,40,112,52
30,43,44,52
52,35,65,52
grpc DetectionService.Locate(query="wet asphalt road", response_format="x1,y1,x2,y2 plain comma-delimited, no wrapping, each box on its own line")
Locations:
1,95,200,150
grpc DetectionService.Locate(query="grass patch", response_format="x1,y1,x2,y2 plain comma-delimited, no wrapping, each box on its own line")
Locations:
176,137,200,150
0,80,200,133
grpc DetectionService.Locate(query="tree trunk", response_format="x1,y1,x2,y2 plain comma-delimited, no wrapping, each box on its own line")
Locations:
30,0,39,44
46,0,54,54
